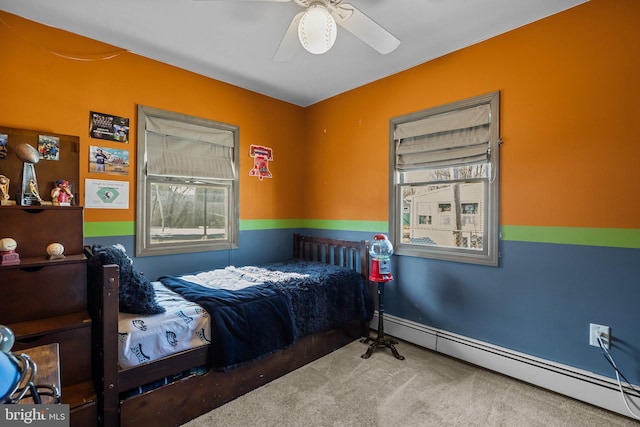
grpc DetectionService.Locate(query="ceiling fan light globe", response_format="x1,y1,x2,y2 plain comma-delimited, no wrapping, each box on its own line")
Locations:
298,4,337,55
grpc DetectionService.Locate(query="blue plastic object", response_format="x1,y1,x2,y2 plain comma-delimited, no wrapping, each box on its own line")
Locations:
0,351,20,401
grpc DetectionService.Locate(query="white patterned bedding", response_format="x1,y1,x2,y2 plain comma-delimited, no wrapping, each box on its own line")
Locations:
117,282,211,369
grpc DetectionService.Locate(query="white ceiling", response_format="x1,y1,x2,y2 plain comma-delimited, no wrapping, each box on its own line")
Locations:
0,0,587,107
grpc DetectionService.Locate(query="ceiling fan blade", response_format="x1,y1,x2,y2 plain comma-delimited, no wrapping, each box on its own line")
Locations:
333,3,400,54
273,11,304,62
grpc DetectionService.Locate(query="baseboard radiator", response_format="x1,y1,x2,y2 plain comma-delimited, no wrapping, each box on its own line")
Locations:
371,313,640,420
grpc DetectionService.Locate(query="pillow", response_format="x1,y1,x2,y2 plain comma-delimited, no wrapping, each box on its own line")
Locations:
89,244,165,315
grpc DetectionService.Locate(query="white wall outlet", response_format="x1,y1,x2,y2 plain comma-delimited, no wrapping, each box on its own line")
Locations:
589,323,610,349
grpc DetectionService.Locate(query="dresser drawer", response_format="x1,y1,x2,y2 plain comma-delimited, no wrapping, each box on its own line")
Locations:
13,322,92,386
1,206,84,258
0,262,87,323
71,401,97,427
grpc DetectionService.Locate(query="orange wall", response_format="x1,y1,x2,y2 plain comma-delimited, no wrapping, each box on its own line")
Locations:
0,11,306,223
2,0,638,230
302,0,640,229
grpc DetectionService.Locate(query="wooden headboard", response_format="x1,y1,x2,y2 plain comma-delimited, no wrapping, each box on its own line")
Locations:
293,233,369,278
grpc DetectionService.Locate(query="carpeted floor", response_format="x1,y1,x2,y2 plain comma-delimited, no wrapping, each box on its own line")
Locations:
182,339,639,426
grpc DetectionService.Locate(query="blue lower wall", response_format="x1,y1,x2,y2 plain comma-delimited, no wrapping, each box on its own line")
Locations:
86,228,640,385
390,240,640,384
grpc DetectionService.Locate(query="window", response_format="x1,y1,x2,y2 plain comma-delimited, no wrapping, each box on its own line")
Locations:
389,92,500,265
136,105,239,256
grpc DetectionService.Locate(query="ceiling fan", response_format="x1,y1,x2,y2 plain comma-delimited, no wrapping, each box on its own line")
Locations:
196,0,400,61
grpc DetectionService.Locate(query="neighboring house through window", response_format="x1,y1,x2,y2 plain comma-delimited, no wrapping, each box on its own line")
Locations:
136,105,239,256
389,92,500,265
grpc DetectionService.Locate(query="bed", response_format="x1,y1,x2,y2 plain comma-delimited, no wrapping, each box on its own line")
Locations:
86,234,373,427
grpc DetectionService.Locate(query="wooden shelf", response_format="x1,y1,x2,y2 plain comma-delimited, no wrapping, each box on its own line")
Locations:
9,311,92,339
0,254,87,270
64,379,97,408
0,205,82,212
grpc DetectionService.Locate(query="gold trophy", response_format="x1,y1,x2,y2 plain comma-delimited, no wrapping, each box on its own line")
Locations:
0,175,15,206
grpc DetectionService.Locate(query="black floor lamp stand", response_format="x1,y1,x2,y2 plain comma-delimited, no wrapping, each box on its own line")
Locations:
361,280,404,360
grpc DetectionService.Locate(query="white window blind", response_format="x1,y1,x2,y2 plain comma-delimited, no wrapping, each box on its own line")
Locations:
395,104,491,170
145,115,235,180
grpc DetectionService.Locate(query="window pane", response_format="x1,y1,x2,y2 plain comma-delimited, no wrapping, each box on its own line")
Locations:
400,164,489,184
401,181,486,251
150,182,228,244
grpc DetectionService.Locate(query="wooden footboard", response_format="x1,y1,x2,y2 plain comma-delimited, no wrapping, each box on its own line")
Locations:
88,235,370,427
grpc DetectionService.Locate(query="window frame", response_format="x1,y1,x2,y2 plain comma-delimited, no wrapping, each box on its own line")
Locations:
389,91,500,266
136,105,239,257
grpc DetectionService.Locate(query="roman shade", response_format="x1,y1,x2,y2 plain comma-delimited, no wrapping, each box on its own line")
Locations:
394,104,491,170
145,116,235,181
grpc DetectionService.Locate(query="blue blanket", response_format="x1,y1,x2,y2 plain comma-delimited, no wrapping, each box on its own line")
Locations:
159,260,373,370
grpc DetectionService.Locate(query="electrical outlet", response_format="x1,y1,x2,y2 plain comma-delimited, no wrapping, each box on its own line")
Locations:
589,323,610,349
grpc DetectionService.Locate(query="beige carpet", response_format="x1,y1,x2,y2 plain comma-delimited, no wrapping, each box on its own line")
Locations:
183,339,638,426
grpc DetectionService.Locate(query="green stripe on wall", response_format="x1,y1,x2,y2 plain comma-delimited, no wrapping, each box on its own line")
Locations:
239,219,304,230
299,219,387,232
86,219,385,236
84,220,639,249
501,225,640,249
85,221,135,237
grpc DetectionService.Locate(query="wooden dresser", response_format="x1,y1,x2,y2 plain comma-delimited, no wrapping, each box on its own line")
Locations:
0,206,96,426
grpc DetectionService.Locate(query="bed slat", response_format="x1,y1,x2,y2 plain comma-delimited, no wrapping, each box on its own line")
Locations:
293,233,369,277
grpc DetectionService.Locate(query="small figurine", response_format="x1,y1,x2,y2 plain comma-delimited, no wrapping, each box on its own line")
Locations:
0,175,15,206
51,179,73,206
0,238,20,266
28,179,44,204
46,243,65,260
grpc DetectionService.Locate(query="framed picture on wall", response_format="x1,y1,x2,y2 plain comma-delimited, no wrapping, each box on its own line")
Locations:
89,146,129,176
90,111,130,142
38,135,60,161
0,134,7,159
85,178,129,209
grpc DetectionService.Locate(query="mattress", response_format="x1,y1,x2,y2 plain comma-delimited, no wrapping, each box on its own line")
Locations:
117,282,211,369
160,260,373,370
